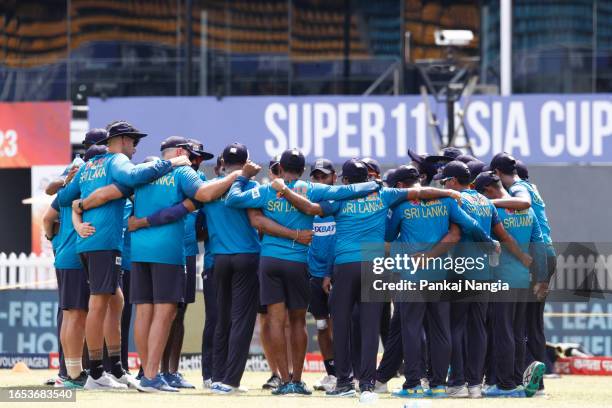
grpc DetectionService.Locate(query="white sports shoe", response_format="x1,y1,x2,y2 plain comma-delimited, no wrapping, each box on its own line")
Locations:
109,372,142,390
468,384,482,398
447,384,469,398
84,372,128,390
374,380,388,393
359,390,379,404
203,379,213,389
420,377,430,390
314,375,337,392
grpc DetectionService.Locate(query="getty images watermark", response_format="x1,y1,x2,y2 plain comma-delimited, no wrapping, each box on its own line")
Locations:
358,242,612,303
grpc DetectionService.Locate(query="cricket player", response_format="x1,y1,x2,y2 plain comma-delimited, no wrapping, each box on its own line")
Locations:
434,160,532,398
307,158,338,392
57,121,191,390
474,171,547,398
225,150,381,396
271,158,462,402
487,153,553,395
127,137,259,392
385,165,498,399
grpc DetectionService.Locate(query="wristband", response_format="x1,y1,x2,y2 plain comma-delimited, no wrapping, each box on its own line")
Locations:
78,200,85,212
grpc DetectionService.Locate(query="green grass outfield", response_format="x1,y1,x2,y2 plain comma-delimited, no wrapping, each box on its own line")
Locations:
1,370,611,408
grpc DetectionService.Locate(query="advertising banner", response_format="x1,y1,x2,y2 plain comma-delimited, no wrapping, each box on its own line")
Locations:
0,102,71,168
89,95,612,164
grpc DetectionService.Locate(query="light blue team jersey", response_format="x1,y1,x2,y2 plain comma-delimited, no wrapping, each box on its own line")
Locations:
57,152,172,254
493,207,545,288
322,187,412,265
508,180,555,256
184,171,207,257
308,215,336,278
131,166,204,265
199,176,260,255
226,178,379,263
453,189,500,281
386,197,495,281
53,198,82,270
121,201,133,271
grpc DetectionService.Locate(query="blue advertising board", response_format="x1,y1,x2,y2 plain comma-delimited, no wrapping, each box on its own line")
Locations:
89,95,612,164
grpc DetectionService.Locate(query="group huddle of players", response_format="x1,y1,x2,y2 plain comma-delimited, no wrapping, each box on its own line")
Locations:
44,120,554,402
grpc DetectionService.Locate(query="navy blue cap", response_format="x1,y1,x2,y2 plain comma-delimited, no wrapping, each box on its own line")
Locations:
340,158,368,180
407,148,426,164
361,157,381,176
82,128,107,147
474,171,501,193
466,160,486,181
423,155,454,167
84,145,107,162
222,142,249,165
160,136,190,151
489,152,517,174
98,121,147,145
310,158,335,176
382,168,396,186
280,149,305,172
516,160,529,180
433,160,471,182
393,165,420,185
186,138,214,161
441,147,463,159
456,154,478,164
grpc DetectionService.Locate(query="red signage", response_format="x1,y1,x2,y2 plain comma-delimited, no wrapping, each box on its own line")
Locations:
0,102,71,168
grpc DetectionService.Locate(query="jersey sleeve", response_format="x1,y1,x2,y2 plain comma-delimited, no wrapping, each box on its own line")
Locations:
51,197,60,212
56,166,84,206
380,187,409,208
448,199,494,243
490,203,501,225
109,154,173,187
111,182,134,198
384,208,402,243
319,200,341,216
529,212,547,281
307,181,379,202
508,183,530,199
225,177,267,208
179,167,205,199
147,202,191,227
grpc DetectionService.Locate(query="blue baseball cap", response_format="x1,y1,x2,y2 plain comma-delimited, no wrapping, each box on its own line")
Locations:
82,128,107,147
433,160,471,183
489,152,517,174
339,158,368,180
222,142,249,165
474,171,501,193
393,165,420,186
97,121,147,145
516,160,529,180
280,149,305,172
361,157,381,176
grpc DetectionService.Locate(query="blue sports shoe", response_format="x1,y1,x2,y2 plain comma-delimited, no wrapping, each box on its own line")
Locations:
163,372,195,389
211,383,237,394
483,385,525,398
292,381,312,395
523,361,546,397
426,385,448,398
392,385,427,398
271,382,294,395
139,374,179,393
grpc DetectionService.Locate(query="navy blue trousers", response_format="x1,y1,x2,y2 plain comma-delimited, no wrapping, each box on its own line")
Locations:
330,262,382,389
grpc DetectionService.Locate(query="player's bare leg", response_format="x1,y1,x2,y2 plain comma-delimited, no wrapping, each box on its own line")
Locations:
61,310,87,379
287,309,307,382
267,302,291,382
144,303,177,379
134,304,153,371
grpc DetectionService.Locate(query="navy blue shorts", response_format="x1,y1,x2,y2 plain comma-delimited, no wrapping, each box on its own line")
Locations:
79,250,122,295
130,262,186,304
184,255,197,304
259,257,310,310
57,268,90,310
308,276,330,319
